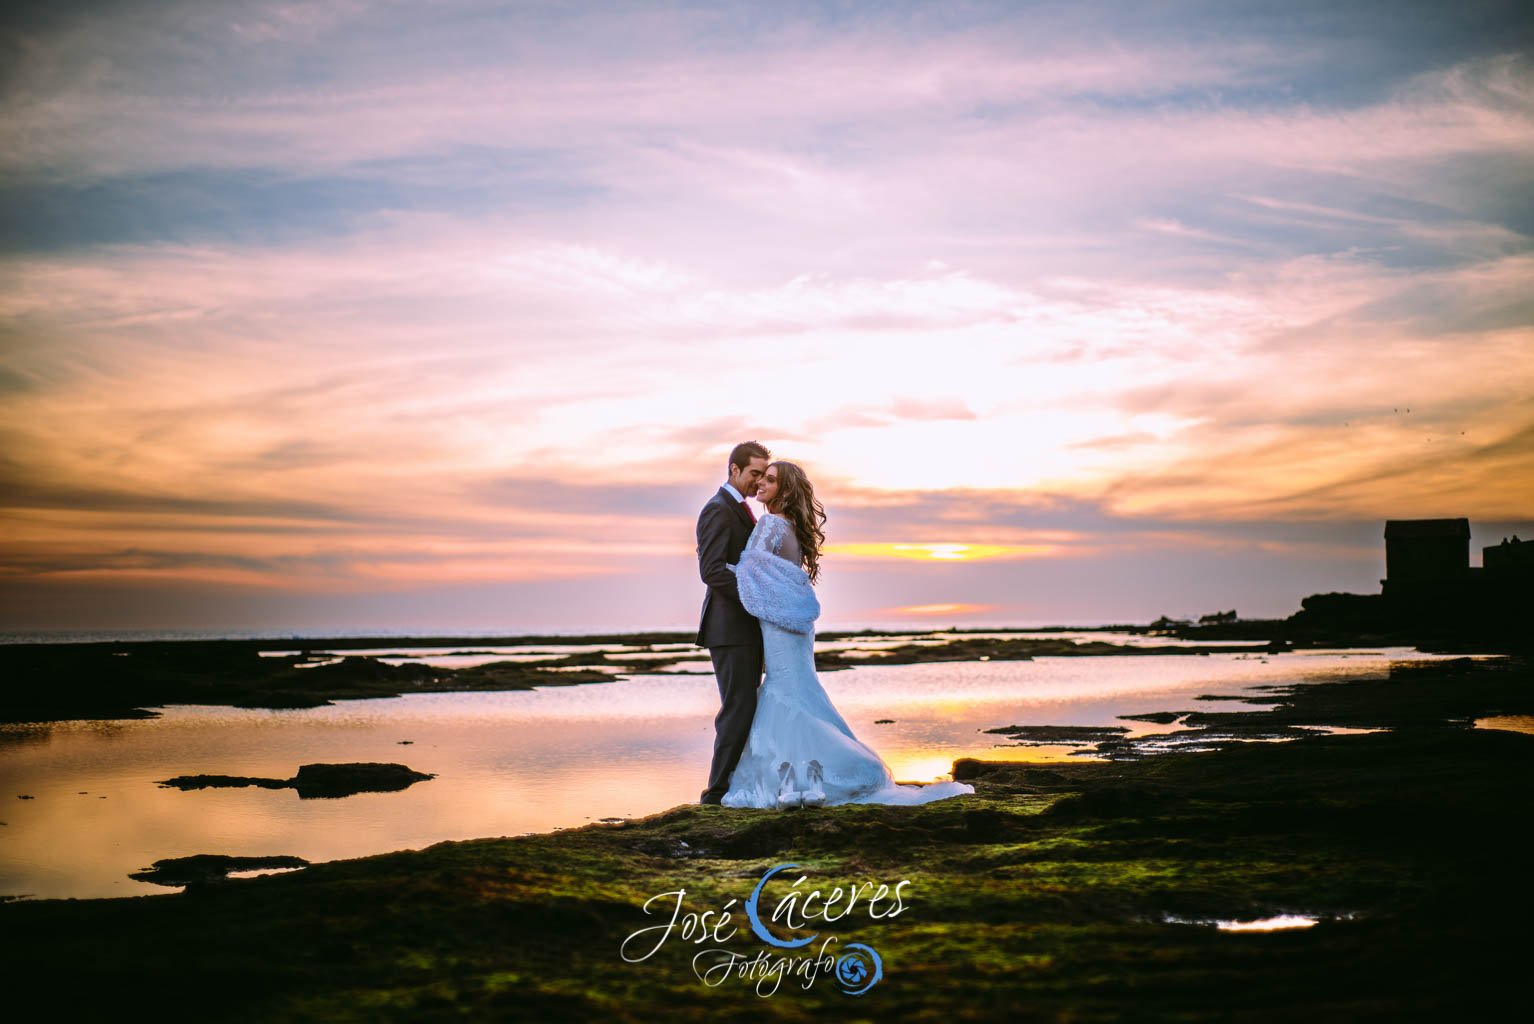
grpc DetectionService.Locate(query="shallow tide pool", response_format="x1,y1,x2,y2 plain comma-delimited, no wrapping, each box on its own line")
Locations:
0,646,1482,900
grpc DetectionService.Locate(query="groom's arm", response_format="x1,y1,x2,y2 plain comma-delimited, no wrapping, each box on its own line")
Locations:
697,503,742,602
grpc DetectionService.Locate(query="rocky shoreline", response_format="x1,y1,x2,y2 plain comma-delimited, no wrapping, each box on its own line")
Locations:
0,626,1294,725
1,653,1528,1019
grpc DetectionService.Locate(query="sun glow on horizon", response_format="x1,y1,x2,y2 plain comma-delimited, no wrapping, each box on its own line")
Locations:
826,543,1055,561
886,603,998,617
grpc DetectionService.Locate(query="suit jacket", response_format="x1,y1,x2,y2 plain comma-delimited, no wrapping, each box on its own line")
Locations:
696,486,760,647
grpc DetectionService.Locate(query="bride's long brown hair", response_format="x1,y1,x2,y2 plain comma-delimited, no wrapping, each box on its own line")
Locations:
768,461,828,584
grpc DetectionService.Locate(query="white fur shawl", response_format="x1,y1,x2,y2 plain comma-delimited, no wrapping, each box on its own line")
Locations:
728,515,820,634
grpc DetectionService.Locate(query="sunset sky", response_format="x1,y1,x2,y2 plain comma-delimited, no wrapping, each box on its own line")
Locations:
2,1,1531,635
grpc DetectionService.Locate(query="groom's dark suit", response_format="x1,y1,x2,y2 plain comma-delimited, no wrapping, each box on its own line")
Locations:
696,485,765,803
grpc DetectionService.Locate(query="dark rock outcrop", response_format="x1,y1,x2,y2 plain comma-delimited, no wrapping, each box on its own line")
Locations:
157,762,436,798
129,854,309,889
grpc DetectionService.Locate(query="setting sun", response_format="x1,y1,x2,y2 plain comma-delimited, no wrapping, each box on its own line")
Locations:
826,543,1052,562
888,603,997,617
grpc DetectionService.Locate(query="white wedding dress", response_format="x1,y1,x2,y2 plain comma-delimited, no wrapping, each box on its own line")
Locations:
720,512,976,809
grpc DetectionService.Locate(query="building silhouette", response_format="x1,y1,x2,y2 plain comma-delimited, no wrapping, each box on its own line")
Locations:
1380,517,1531,633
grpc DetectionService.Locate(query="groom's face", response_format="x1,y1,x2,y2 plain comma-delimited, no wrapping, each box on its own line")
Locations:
729,456,768,497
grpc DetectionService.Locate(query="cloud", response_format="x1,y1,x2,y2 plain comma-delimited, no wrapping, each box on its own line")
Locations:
0,1,1531,630
464,476,702,519
0,2,1296,180
805,396,977,433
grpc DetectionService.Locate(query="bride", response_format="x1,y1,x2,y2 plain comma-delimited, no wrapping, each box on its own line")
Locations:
720,461,976,809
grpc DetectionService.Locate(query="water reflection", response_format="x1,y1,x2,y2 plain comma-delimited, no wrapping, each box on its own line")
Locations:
0,647,1480,901
1162,912,1356,931
1472,715,1534,736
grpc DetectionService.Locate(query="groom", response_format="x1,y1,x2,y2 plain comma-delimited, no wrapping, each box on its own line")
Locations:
695,440,771,805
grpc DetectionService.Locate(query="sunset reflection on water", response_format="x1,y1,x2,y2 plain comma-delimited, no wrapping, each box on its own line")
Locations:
0,647,1479,900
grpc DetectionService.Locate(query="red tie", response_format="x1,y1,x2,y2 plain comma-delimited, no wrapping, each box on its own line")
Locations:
740,500,756,524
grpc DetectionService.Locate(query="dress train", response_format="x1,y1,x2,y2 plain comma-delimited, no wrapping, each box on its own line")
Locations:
721,619,976,809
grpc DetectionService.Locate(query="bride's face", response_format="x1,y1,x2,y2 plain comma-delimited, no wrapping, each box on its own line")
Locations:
756,467,780,507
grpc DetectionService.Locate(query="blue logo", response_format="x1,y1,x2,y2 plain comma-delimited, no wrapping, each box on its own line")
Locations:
745,862,817,949
835,942,883,995
625,861,900,996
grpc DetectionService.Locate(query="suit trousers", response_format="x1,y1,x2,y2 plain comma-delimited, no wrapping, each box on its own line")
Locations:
701,638,764,801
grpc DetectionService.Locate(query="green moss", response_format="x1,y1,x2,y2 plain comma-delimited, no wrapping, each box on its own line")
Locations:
3,656,1531,1019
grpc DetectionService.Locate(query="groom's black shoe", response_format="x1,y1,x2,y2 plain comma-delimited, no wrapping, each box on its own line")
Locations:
699,794,724,805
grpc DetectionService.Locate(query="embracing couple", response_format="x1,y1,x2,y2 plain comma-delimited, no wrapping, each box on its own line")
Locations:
695,440,976,810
